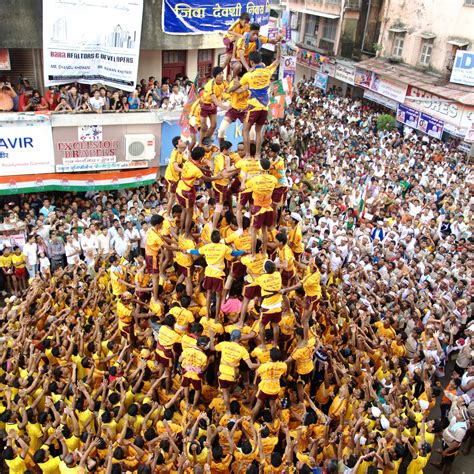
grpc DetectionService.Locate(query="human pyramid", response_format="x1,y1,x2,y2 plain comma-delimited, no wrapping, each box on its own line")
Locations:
1,14,473,474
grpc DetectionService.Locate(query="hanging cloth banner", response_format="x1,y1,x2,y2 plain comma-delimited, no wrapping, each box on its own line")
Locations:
162,0,270,34
43,0,144,91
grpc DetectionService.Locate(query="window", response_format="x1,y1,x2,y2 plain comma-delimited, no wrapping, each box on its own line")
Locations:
419,39,433,65
198,49,213,62
163,51,186,64
464,0,474,5
304,15,319,46
392,33,405,57
322,19,338,41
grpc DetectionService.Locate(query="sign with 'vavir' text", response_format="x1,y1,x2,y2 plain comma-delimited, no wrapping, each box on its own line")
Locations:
0,115,55,176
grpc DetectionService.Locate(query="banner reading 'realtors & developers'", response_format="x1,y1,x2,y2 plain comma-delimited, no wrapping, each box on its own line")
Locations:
43,0,143,91
162,0,270,34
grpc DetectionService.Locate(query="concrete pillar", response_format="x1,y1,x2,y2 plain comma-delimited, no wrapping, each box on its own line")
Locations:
137,50,162,84
186,49,198,81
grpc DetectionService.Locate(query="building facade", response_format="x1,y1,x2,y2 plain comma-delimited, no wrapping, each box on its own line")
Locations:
0,0,228,89
377,0,473,77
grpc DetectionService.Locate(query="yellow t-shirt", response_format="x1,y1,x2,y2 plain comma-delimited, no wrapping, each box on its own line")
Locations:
0,254,12,268
215,341,250,381
157,326,181,351
145,227,164,257
213,152,231,187
5,456,27,474
406,453,429,474
288,224,304,254
236,157,261,183
117,301,133,330
38,456,61,474
177,160,204,195
165,148,184,183
235,34,269,61
291,339,316,375
229,78,249,111
201,79,226,105
302,268,322,298
257,361,287,395
226,230,252,252
11,253,26,268
225,19,250,39
198,243,233,278
240,62,276,111
175,235,195,268
241,253,266,283
246,173,278,208
182,347,208,380
278,244,295,273
256,272,282,313
170,306,194,335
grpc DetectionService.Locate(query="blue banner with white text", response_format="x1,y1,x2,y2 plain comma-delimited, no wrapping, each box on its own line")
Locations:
162,0,270,34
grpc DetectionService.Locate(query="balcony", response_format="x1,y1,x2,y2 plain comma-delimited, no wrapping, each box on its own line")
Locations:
345,0,361,9
319,38,336,54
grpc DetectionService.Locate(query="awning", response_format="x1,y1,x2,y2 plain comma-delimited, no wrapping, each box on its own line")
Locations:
447,39,469,47
419,32,436,40
301,8,340,20
389,27,407,33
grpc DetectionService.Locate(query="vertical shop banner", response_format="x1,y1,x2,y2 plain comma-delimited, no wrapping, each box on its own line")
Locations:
396,104,420,129
0,49,11,70
162,0,270,34
0,114,55,176
43,0,144,91
314,73,328,92
281,56,296,83
418,113,444,139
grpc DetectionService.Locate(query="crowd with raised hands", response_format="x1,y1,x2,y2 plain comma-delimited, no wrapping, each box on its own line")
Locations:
0,71,473,474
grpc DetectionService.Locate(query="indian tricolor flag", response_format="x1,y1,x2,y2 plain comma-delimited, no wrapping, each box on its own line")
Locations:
0,168,159,195
358,182,369,217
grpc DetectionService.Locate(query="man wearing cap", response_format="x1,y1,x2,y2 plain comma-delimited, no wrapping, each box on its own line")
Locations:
212,329,259,414
255,260,283,346
180,336,210,409
243,157,278,256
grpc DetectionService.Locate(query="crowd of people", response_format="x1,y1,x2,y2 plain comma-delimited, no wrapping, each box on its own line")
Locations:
0,76,196,113
0,17,473,474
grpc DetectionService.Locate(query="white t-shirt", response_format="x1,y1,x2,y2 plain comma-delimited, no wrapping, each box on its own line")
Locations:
89,96,105,111
65,242,81,265
39,256,50,273
22,242,38,265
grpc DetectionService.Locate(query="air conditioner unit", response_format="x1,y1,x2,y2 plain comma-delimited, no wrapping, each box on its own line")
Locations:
125,134,155,161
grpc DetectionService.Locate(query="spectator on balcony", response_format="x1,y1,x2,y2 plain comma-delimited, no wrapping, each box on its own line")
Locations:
117,95,128,112
89,89,105,113
99,86,110,111
161,96,171,110
66,85,82,110
161,83,171,100
0,81,16,111
110,90,123,112
128,89,140,110
144,91,159,109
54,96,73,112
169,83,185,109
